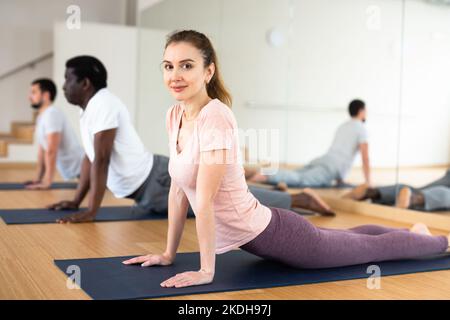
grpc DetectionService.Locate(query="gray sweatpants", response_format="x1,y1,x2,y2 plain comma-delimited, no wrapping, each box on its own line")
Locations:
266,163,339,188
377,170,450,211
127,154,292,216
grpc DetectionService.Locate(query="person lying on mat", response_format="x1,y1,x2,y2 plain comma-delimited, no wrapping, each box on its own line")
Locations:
344,169,450,211
25,78,84,190
47,55,334,223
246,99,371,189
123,30,449,289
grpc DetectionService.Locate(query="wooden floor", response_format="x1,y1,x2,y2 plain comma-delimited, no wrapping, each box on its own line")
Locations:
1,167,450,299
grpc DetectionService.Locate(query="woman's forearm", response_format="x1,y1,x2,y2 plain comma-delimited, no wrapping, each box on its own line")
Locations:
195,202,216,275
165,184,189,259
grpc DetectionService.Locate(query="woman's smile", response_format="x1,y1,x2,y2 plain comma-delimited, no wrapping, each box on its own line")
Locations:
171,85,188,93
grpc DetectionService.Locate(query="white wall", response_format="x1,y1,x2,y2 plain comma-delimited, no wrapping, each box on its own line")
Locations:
0,0,128,133
139,0,450,168
53,22,139,144
136,28,173,155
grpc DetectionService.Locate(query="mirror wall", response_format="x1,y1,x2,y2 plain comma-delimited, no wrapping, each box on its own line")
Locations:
136,0,407,209
394,0,450,215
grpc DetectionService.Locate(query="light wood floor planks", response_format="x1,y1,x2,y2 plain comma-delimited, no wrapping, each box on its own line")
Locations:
0,167,450,299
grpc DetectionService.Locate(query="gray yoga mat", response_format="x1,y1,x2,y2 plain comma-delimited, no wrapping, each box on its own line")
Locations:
54,250,450,300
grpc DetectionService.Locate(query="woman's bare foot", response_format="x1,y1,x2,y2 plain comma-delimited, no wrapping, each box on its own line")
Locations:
409,222,432,236
396,187,412,209
343,184,369,200
292,188,336,217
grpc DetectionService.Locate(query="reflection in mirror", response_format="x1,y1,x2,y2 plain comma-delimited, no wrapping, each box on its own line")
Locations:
346,0,450,215
395,0,450,215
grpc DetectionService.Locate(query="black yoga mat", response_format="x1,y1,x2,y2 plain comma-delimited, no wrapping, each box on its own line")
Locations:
54,250,450,300
0,206,170,224
0,182,78,190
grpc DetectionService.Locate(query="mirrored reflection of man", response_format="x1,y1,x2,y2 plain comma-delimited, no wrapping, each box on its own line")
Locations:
247,99,371,188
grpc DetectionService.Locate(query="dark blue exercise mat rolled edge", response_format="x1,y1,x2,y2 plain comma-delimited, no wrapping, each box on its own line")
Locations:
53,250,450,300
0,182,78,190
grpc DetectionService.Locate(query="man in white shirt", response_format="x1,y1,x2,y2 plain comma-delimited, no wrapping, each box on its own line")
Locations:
47,56,161,223
26,78,83,190
48,56,336,223
247,99,371,188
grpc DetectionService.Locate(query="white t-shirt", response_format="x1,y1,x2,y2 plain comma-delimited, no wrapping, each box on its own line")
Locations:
79,88,153,198
35,106,84,180
312,119,368,179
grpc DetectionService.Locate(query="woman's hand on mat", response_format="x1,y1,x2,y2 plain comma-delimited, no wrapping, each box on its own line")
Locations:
47,200,79,211
160,270,214,288
122,252,174,267
56,210,96,224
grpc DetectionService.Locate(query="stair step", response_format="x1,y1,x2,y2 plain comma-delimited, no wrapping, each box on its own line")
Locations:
11,122,35,140
0,140,8,157
0,137,34,158
0,120,36,158
0,132,12,139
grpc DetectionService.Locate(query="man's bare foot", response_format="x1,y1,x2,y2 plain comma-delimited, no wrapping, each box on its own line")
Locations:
343,184,369,200
410,222,432,236
275,182,288,192
292,188,336,217
396,187,412,209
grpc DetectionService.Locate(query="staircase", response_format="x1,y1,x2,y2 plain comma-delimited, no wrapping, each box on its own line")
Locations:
0,52,52,159
0,121,35,157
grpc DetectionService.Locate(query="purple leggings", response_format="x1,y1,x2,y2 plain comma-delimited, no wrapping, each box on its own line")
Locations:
240,207,448,269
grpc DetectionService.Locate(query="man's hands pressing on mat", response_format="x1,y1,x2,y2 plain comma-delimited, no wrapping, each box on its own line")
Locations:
47,200,79,211
47,200,96,223
57,210,96,223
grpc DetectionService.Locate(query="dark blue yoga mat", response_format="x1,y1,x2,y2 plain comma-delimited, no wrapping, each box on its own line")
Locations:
0,206,169,225
0,206,313,225
54,250,450,300
0,182,78,190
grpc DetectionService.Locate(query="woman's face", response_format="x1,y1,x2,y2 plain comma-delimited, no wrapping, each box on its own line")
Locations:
162,41,214,102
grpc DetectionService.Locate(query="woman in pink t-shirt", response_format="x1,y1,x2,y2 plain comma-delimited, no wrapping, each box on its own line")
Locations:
123,30,449,288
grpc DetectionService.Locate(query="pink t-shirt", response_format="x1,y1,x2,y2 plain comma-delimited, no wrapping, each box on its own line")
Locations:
166,99,272,254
